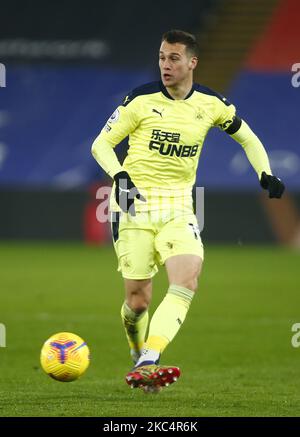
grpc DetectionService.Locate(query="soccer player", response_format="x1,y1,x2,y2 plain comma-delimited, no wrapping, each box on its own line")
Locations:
91,30,285,392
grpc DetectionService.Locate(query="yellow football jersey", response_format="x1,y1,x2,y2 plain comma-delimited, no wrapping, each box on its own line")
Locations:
96,81,236,212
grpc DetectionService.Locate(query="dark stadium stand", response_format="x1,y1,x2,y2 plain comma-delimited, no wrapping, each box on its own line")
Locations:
0,0,299,242
0,0,219,65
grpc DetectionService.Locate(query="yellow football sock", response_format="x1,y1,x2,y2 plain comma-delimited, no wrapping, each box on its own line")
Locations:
121,302,149,353
144,284,195,354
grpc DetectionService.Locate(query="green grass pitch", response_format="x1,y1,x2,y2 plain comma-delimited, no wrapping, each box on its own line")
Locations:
0,242,299,417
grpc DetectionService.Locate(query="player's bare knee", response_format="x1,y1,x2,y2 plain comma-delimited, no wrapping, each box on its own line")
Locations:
127,293,150,313
183,267,201,291
125,278,152,312
166,255,202,292
177,266,200,292
190,277,199,292
183,277,198,292
190,261,202,291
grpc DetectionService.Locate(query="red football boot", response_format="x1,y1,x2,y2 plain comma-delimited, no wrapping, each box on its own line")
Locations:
125,364,180,390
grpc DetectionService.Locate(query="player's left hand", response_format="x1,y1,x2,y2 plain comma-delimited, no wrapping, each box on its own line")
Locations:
114,171,146,216
260,171,285,198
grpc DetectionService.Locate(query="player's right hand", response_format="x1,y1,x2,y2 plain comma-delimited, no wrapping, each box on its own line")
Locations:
260,171,285,198
114,171,146,216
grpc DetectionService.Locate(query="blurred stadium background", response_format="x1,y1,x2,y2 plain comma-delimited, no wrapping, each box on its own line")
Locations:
0,0,299,244
0,0,300,417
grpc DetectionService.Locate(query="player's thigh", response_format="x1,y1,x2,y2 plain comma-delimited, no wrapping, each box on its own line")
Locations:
155,213,204,269
112,214,158,280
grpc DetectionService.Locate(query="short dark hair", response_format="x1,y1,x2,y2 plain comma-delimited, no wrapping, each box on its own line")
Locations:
161,29,199,57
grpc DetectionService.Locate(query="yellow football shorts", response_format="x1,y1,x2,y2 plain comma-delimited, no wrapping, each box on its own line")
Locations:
111,210,204,279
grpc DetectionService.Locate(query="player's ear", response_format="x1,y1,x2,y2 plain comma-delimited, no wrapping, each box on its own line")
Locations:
189,56,198,70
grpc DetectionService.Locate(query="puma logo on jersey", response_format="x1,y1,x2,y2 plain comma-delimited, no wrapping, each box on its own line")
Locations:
123,95,131,106
152,108,163,117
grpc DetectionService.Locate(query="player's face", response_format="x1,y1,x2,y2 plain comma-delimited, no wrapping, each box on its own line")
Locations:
159,41,197,88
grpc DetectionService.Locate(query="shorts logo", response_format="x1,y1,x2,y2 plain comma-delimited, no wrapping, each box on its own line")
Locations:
188,223,200,240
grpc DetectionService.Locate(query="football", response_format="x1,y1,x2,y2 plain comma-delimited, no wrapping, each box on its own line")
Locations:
40,332,90,382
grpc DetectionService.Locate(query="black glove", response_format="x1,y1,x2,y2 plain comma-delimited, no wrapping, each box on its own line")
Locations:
260,171,285,198
114,171,146,215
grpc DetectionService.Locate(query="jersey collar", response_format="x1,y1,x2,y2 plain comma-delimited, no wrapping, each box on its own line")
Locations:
159,81,195,100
